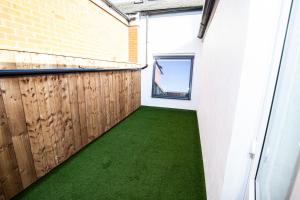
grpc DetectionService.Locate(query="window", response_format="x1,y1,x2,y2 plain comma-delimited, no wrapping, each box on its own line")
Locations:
134,0,143,4
152,56,194,100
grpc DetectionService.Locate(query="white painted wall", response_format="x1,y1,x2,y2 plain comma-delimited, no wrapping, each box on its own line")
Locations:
197,0,250,199
223,0,292,198
249,1,299,199
138,11,202,110
197,0,292,199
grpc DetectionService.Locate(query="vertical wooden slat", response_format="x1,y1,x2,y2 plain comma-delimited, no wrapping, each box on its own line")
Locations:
0,88,23,199
115,72,121,123
18,77,48,177
104,72,111,131
129,71,134,114
59,74,75,159
100,72,109,132
113,71,117,126
95,74,104,136
126,71,133,115
107,72,112,127
124,71,129,116
112,72,116,124
110,72,115,126
117,72,121,122
132,71,136,111
107,72,114,128
34,76,57,170
47,75,65,164
83,73,94,142
132,71,136,112
131,71,136,112
118,71,123,119
0,184,5,200
0,78,37,188
89,73,100,138
68,74,82,151
112,72,117,126
119,71,125,119
77,74,88,146
99,73,107,133
113,72,118,125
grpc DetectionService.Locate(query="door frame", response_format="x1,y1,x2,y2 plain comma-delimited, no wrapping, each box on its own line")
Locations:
247,0,294,199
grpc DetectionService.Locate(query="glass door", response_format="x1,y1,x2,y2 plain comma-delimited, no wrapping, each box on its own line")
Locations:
255,0,300,199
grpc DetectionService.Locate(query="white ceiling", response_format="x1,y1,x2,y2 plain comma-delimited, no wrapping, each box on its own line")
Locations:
109,0,132,4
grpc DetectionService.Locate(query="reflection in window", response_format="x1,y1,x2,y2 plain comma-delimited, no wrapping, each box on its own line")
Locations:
152,56,194,100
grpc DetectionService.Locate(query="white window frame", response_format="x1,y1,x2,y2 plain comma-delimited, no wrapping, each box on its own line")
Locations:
247,0,294,199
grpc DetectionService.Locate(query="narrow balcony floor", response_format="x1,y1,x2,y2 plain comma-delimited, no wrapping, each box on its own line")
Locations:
14,106,206,200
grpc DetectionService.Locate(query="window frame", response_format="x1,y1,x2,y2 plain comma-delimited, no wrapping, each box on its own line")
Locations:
151,55,194,100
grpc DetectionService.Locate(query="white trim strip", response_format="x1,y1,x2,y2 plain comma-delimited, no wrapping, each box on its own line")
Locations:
90,0,129,26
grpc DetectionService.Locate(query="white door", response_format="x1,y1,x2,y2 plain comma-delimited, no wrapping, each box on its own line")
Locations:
254,0,300,199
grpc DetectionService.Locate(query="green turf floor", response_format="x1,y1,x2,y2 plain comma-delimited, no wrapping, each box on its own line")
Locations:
14,106,206,200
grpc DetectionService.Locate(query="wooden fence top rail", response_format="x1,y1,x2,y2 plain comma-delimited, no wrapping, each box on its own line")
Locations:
0,65,148,77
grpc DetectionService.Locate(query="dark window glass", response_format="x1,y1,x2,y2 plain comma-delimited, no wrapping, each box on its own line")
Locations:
152,56,194,100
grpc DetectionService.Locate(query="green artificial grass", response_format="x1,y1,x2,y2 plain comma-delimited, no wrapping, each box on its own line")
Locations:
14,106,206,200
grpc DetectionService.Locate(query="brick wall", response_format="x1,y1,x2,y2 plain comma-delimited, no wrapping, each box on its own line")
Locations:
0,0,130,62
128,26,138,63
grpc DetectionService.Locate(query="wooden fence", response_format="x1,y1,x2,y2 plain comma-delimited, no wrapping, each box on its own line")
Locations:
0,69,141,199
